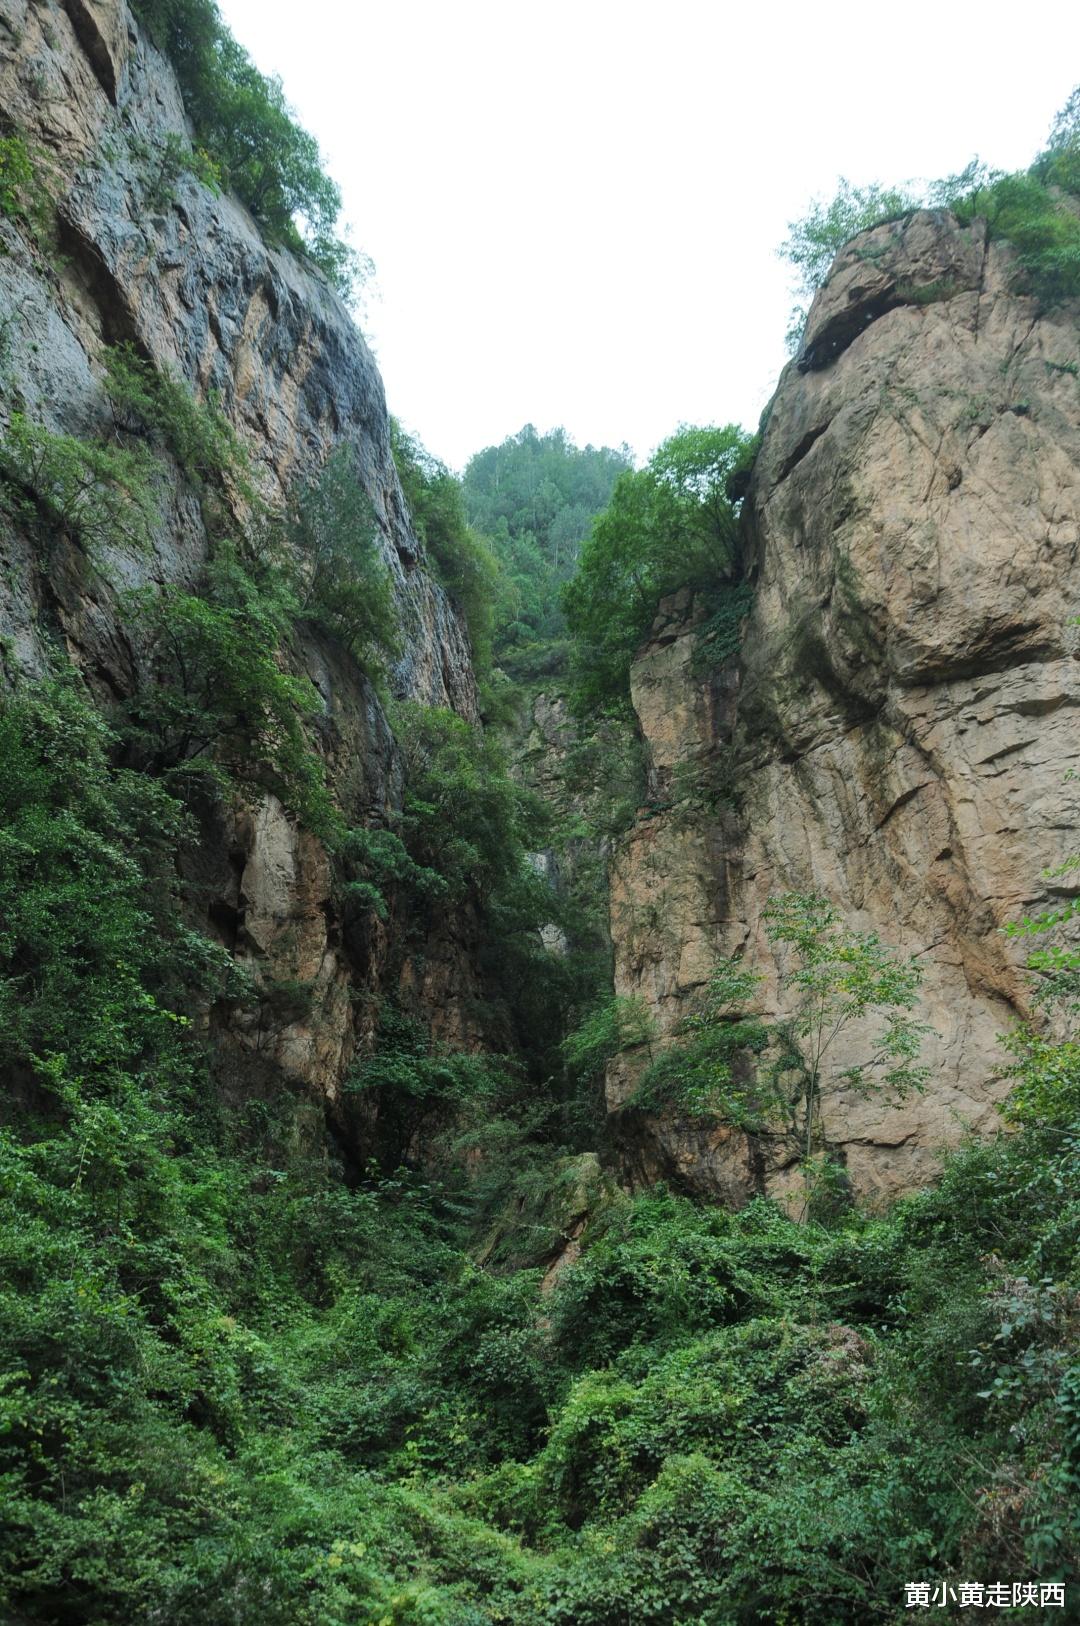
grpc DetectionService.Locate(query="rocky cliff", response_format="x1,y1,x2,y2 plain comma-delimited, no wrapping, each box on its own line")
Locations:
0,0,481,1134
609,209,1080,1207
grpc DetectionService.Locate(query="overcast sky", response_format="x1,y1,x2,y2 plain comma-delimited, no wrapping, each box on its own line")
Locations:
219,0,1080,471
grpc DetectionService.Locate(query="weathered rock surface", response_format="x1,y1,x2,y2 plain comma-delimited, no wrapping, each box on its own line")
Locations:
610,211,1080,1208
0,0,480,1133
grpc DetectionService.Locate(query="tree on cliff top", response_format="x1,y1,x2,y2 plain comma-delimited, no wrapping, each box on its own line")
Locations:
563,422,754,716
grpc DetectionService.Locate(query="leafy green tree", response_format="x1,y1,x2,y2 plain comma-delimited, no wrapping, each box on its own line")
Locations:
284,445,399,672
563,423,754,715
761,892,929,1166
462,426,632,681
636,893,928,1178
392,701,546,906
780,177,920,349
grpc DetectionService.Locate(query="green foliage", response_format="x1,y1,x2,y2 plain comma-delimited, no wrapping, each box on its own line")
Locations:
123,544,332,829
128,0,364,298
128,128,222,209
564,423,754,715
284,445,399,671
0,132,33,220
0,674,234,1082
346,1006,510,1167
690,578,754,672
462,425,632,683
393,701,546,907
391,423,498,673
953,169,1080,301
0,412,160,555
633,959,770,1121
2,682,1078,1620
780,177,921,348
761,892,929,1158
635,894,929,1180
104,343,242,486
561,996,655,1089
781,83,1080,340
337,824,446,920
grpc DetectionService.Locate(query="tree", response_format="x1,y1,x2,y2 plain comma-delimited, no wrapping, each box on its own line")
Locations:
284,445,399,672
563,423,754,715
462,425,632,683
779,178,920,350
761,892,929,1167
634,892,929,1179
129,0,367,298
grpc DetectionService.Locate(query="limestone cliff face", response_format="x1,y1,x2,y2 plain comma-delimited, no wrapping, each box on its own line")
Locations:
0,0,481,1127
610,210,1080,1207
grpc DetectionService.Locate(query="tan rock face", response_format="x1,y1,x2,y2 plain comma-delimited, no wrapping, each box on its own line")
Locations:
0,1,482,1133
610,211,1080,1208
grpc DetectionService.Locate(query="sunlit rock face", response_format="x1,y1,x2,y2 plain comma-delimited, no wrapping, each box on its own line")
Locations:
0,0,480,1120
609,210,1080,1208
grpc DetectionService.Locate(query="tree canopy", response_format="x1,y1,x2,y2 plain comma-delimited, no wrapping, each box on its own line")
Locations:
563,423,755,714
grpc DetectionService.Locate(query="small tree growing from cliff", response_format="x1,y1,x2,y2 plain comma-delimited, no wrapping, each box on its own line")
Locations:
762,892,930,1167
634,892,929,1180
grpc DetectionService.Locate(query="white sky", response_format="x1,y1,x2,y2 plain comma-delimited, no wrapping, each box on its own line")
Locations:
219,0,1080,471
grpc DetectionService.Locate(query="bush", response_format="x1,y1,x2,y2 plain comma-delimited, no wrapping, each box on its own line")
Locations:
0,132,33,220
123,543,332,829
561,996,654,1090
954,169,1080,300
0,674,233,1081
780,177,921,347
284,445,399,671
0,412,160,554
104,343,242,486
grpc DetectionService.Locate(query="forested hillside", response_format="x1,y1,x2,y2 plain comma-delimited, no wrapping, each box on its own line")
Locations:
0,3,1077,1622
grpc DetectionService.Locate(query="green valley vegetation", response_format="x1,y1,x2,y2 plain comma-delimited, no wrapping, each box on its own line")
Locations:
1,668,1077,1619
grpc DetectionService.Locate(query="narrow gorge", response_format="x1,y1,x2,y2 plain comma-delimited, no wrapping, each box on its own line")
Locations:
0,3,1077,1622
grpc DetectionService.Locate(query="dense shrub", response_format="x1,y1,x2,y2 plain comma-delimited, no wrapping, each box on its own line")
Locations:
283,444,399,671
0,412,160,554
122,544,332,829
104,342,243,486
563,423,754,715
393,701,546,907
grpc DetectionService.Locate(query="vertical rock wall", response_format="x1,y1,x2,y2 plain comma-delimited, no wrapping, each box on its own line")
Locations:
0,0,483,1132
609,212,1080,1207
